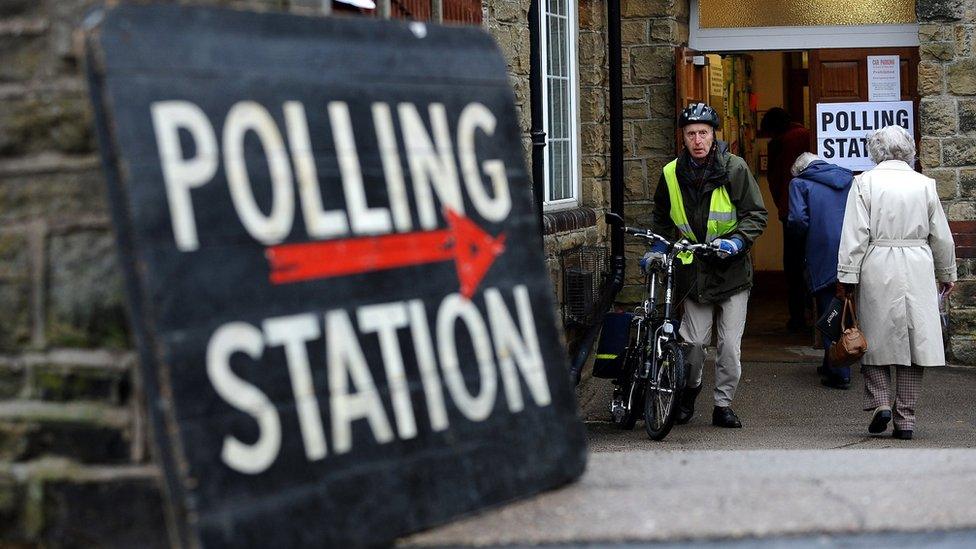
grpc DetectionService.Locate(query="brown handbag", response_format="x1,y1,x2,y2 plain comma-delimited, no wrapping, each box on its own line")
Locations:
828,295,868,367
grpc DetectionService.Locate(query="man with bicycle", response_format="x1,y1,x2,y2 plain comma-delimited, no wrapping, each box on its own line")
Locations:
646,103,767,428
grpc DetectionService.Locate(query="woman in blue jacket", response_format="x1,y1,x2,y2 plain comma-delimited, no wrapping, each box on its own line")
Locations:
787,153,854,389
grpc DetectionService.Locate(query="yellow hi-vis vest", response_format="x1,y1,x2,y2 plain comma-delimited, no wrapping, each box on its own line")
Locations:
663,159,738,264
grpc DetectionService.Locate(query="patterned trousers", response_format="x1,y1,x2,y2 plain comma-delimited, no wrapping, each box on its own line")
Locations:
861,365,925,430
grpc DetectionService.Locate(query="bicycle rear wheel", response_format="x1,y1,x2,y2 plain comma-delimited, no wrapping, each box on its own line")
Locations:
611,321,645,430
643,341,684,440
612,375,640,430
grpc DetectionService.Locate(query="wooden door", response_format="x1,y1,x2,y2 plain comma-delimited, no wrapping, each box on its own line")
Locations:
808,47,920,158
674,47,710,155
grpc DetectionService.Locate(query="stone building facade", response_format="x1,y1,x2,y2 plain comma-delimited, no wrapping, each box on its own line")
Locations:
1,0,975,545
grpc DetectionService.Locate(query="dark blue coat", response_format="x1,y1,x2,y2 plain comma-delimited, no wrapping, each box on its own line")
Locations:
787,161,854,292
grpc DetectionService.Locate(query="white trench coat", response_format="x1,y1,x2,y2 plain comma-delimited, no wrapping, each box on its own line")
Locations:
837,160,957,366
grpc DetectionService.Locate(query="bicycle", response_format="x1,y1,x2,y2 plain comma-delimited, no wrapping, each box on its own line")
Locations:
605,213,729,440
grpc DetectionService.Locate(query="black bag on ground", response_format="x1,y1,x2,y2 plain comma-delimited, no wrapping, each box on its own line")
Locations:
592,312,633,379
816,296,844,341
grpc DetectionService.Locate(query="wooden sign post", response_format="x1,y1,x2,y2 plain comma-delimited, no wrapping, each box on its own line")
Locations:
83,4,586,546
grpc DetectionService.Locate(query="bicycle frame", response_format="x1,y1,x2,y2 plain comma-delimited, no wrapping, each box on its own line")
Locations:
635,248,678,385
609,218,728,432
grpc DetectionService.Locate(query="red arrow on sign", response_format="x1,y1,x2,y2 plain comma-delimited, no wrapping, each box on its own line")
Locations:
265,209,507,298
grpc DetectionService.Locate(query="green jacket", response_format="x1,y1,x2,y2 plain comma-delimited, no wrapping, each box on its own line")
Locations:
651,141,768,304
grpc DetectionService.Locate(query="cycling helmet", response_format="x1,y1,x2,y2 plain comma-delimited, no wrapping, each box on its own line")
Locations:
679,102,720,128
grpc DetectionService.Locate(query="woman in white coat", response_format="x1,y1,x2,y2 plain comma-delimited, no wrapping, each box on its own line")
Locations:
836,125,956,440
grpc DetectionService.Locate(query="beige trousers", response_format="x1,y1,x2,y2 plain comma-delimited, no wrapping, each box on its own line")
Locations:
678,290,750,408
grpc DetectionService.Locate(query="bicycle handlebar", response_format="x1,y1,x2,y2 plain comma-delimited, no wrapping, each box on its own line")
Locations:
623,226,730,258
604,213,730,258
623,226,665,240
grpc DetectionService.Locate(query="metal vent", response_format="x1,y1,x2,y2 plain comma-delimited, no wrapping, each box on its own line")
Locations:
561,245,609,327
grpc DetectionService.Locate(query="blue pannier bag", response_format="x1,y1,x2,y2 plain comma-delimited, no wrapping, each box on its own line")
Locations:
592,312,633,379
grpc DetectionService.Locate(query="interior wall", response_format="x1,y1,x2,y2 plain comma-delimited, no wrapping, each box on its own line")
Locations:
749,51,785,271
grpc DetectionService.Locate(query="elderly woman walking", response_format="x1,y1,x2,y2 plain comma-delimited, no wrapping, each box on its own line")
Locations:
836,125,956,440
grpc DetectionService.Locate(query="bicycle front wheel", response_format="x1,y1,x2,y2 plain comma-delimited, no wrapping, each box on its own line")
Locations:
643,342,684,441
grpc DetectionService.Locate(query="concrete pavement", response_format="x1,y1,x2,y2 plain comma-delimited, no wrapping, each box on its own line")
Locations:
581,361,976,451
398,360,976,546
400,448,976,546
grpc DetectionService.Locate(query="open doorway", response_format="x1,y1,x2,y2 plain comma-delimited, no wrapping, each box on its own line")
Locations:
677,46,920,361
678,49,816,360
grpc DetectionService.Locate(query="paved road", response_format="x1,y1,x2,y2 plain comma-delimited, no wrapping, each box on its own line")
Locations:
399,361,976,546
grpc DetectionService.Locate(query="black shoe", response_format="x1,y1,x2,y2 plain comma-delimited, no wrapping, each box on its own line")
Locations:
676,384,703,425
868,407,892,434
712,406,742,428
821,377,851,390
893,429,914,440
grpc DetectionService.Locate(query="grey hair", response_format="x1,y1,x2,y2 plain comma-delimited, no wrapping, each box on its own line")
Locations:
867,125,915,165
791,152,821,177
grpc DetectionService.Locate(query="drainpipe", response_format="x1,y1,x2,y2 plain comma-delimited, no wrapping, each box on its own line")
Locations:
528,0,546,229
568,0,625,385
608,0,624,261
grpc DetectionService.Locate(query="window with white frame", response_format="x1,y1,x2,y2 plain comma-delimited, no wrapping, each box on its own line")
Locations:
540,0,580,208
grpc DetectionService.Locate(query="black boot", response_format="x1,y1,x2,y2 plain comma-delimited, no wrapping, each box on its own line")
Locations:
712,406,742,428
892,429,913,440
676,384,702,425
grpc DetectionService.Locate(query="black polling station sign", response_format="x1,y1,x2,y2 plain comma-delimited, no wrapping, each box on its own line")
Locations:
83,4,585,547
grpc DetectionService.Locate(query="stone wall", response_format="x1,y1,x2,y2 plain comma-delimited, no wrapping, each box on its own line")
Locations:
485,0,532,158
917,0,976,365
617,0,688,303
0,0,175,544
578,0,610,218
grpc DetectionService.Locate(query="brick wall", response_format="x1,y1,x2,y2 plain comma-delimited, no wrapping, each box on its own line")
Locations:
917,0,976,365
